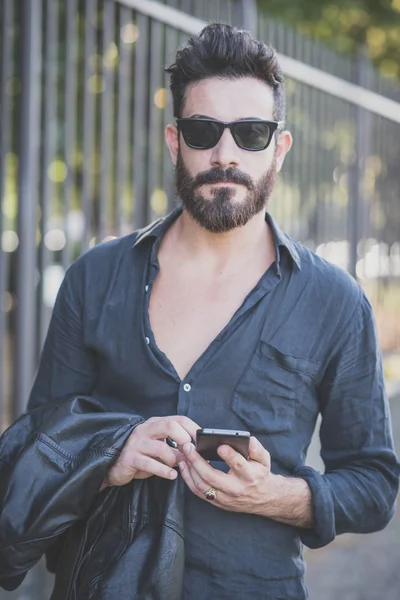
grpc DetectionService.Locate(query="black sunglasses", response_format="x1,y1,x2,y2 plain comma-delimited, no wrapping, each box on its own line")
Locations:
176,117,284,152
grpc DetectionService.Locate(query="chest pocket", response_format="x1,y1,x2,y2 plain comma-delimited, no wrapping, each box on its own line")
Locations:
231,341,320,436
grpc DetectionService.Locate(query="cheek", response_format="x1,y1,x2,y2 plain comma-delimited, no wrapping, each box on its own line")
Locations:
181,147,212,175
244,158,271,181
259,149,276,173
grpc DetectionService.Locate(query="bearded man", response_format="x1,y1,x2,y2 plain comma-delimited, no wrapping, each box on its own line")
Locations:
1,23,398,600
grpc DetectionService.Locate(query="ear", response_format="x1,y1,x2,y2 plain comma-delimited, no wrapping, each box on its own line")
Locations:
275,130,293,173
165,124,179,166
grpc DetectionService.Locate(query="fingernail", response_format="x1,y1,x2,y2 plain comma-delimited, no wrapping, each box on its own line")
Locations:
170,469,178,479
179,461,185,471
183,443,193,455
219,447,227,457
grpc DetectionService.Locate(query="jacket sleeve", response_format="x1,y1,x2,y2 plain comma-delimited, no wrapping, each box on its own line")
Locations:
0,395,143,589
294,293,400,549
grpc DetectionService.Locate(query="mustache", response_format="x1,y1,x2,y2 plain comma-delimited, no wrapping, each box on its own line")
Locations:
193,167,255,190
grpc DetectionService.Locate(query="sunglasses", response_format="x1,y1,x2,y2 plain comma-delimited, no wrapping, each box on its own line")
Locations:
177,117,284,152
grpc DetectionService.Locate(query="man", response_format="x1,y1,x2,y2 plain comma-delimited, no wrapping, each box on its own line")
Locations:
3,23,400,599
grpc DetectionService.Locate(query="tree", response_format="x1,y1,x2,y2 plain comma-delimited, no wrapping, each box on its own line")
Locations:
259,0,400,80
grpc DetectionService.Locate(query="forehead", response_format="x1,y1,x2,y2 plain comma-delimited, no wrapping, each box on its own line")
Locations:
182,76,275,121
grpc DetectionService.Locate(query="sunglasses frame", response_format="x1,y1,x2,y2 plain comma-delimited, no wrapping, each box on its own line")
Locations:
176,117,285,152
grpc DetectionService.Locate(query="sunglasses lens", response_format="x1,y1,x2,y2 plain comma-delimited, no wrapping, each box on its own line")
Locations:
233,122,272,150
180,120,221,149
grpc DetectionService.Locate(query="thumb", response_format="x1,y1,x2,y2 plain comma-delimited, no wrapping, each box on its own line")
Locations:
248,436,271,469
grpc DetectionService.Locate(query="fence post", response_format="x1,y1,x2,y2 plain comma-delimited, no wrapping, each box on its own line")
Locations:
0,0,13,428
233,0,258,35
13,0,42,419
348,49,372,279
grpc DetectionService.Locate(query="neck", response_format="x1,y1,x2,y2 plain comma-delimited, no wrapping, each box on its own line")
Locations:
166,208,275,274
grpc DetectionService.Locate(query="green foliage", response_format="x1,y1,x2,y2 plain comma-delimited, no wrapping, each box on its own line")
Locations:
258,0,400,79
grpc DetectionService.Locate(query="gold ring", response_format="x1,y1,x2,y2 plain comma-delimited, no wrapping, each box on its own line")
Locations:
204,486,218,501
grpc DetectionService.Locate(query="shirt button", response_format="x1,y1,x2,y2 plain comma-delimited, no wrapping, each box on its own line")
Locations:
145,285,149,292
145,336,150,345
183,383,191,392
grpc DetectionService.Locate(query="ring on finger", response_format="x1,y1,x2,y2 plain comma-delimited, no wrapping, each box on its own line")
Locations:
204,486,218,501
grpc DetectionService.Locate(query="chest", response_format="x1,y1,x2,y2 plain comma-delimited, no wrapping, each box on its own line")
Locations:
148,267,261,380
89,258,321,468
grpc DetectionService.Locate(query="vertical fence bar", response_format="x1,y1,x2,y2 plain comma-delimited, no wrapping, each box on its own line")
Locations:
132,11,149,229
146,17,164,222
62,0,78,270
115,6,132,236
0,0,12,426
82,0,97,250
319,88,330,249
98,0,116,241
14,0,42,418
348,51,371,280
307,86,318,243
163,25,178,212
239,0,258,34
37,0,59,351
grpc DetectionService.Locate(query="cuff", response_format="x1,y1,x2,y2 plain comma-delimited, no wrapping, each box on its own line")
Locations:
292,465,336,549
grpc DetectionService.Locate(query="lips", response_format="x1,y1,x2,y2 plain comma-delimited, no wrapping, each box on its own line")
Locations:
211,181,237,185
202,180,242,186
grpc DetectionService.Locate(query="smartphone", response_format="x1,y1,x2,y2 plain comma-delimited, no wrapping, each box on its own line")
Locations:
196,428,250,461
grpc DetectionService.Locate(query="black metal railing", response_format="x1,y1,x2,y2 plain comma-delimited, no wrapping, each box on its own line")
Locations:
1,0,400,428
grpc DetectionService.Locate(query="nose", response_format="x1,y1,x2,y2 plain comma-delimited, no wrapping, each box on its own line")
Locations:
210,126,240,169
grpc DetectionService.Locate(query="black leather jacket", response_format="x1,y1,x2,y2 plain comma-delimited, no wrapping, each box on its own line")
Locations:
0,396,184,599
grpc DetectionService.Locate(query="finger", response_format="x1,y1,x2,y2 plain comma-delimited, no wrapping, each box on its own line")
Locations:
217,445,250,479
179,461,219,503
248,436,271,468
168,416,201,440
171,447,186,465
180,462,230,507
134,454,178,480
142,439,179,468
146,419,194,446
182,443,229,491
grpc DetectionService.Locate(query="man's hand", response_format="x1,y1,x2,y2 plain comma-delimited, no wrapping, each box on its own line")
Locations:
179,436,314,528
105,416,200,487
178,435,273,513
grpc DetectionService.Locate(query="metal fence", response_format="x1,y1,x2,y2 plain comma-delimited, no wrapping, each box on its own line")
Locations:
1,0,400,414
1,0,400,597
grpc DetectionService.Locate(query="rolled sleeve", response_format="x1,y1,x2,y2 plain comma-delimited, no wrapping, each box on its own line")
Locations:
292,465,336,548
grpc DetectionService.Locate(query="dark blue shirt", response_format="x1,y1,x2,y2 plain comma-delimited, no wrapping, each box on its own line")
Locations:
28,208,399,600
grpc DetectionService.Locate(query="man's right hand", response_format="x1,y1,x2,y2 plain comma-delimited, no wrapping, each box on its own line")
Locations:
104,416,200,487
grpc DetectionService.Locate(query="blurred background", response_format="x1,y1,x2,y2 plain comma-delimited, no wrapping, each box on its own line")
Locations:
0,0,399,598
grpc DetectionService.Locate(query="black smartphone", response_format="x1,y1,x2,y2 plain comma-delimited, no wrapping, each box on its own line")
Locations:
195,428,250,461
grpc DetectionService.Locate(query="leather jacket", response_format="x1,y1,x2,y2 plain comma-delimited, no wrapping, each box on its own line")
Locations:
0,396,185,599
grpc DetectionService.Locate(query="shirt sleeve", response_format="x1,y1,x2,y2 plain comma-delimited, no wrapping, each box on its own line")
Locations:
28,260,98,410
294,291,400,549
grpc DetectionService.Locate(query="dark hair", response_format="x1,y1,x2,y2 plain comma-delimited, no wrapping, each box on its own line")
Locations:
165,23,285,122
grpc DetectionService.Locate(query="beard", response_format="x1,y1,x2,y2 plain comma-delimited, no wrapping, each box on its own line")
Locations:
175,149,278,233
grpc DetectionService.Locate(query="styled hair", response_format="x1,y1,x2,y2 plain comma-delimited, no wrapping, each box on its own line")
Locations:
165,23,286,122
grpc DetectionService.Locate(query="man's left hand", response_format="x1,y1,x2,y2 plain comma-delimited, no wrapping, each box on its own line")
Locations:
178,436,277,514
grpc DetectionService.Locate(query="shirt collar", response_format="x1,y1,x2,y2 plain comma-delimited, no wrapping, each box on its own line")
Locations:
132,208,181,248
132,207,301,271
265,212,301,271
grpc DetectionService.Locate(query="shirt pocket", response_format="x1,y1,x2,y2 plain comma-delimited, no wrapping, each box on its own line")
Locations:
231,341,320,436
